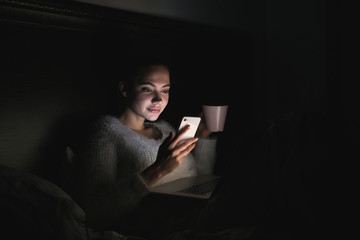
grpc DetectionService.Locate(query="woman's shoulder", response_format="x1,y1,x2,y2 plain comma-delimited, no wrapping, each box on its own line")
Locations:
93,115,117,129
95,114,117,125
92,115,130,137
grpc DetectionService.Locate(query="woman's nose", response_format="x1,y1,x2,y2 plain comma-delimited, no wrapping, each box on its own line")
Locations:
152,91,163,103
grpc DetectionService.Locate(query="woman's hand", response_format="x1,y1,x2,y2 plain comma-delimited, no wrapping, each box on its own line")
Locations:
141,125,198,187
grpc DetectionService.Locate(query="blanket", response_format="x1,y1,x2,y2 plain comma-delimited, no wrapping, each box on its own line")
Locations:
0,163,138,240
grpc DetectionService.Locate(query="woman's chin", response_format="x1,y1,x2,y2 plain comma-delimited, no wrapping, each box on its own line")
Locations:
146,115,160,122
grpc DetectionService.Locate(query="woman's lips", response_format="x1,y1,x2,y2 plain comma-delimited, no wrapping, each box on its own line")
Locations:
148,108,161,113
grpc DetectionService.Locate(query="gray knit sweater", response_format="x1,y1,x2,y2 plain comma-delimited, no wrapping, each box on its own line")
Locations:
74,115,216,228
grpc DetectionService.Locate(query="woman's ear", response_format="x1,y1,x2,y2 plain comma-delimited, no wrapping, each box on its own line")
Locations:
119,81,127,98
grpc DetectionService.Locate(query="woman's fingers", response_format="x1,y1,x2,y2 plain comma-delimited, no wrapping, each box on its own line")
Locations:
179,142,197,156
168,125,193,148
163,142,197,171
153,131,198,180
157,126,198,168
176,124,190,138
171,138,198,157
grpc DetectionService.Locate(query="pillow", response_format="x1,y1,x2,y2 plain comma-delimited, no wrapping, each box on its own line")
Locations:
0,164,121,240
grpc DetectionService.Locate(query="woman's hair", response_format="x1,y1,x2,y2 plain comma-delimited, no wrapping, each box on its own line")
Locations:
124,62,170,86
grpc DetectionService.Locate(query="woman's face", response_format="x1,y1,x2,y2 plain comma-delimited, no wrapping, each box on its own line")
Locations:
127,66,170,121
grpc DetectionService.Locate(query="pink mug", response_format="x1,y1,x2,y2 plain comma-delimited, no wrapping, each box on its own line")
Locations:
202,105,228,132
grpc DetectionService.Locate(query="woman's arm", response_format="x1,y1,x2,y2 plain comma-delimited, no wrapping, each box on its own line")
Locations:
74,123,149,225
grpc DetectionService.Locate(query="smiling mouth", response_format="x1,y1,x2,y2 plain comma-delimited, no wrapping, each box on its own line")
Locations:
148,108,161,113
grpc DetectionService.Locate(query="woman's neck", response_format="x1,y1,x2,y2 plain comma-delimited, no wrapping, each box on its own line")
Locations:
118,109,161,140
118,109,145,131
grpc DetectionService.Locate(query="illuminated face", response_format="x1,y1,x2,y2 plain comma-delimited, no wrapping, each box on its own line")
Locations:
127,66,170,121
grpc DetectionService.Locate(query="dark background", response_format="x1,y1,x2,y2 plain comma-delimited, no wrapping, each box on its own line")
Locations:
0,0,355,195
1,0,356,238
0,0,254,178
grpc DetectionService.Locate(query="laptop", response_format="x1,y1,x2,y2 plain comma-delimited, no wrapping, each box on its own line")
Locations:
150,174,220,199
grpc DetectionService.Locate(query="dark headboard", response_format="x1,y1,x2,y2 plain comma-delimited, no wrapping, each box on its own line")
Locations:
0,0,254,180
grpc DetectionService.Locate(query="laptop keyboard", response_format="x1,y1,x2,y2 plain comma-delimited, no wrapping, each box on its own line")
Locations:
178,179,218,195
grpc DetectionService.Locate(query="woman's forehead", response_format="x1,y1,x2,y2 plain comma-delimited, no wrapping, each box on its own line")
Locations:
140,67,170,84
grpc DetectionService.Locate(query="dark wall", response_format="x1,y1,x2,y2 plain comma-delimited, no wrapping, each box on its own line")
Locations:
251,0,328,130
0,1,254,179
0,18,106,174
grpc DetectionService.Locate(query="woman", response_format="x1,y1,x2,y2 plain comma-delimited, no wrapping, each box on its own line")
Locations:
73,63,319,239
73,63,219,236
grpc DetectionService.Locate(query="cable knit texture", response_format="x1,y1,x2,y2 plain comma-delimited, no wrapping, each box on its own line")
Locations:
73,115,216,230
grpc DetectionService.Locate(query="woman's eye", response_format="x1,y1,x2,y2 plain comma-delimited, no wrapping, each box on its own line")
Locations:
161,89,170,94
141,87,152,93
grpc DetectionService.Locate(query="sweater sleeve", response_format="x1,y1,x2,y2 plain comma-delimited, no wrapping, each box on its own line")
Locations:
74,119,149,228
193,137,217,175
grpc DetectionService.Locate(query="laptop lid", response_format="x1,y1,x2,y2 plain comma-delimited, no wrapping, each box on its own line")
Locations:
150,175,220,199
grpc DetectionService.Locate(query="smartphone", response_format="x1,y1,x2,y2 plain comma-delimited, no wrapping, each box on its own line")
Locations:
177,116,201,141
